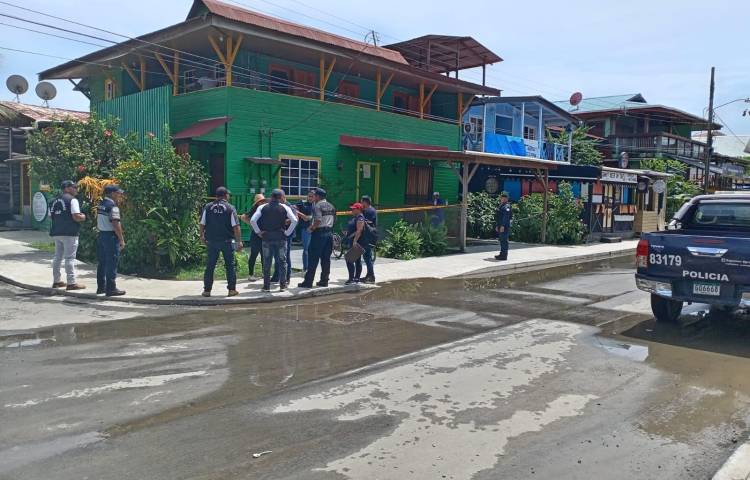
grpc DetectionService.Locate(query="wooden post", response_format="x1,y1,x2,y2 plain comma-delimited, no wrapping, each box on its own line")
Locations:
541,169,549,243
318,55,336,101
460,161,469,252
226,35,233,86
457,94,463,125
121,61,142,91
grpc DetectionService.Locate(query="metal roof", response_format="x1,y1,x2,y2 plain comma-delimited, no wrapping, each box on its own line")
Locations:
473,96,579,125
0,101,89,125
384,35,502,74
172,116,231,140
190,0,408,65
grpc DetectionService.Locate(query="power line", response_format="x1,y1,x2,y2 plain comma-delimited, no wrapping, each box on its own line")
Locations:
0,21,109,48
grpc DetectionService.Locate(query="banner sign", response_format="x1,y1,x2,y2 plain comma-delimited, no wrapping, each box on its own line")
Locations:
601,169,637,184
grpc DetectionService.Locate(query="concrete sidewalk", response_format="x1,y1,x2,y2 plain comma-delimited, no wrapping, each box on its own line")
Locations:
0,230,637,306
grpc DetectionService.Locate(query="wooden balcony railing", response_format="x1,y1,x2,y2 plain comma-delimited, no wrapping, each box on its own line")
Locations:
609,132,706,160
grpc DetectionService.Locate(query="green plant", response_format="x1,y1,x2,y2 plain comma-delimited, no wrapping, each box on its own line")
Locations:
546,126,603,166
510,182,586,245
114,130,208,273
466,191,500,238
378,219,422,260
417,214,448,256
640,158,701,197
28,115,138,184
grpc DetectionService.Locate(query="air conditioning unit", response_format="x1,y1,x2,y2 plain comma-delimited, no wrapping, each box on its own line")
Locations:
463,122,475,135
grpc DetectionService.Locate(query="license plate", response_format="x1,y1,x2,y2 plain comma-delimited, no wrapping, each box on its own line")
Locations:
693,283,721,296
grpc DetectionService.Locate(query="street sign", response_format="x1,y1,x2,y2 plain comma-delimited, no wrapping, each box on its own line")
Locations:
653,179,667,194
32,192,48,222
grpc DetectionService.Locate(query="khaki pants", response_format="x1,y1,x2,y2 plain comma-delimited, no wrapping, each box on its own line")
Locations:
52,235,79,285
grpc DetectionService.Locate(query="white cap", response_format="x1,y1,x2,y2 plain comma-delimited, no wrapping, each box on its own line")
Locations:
433,191,440,196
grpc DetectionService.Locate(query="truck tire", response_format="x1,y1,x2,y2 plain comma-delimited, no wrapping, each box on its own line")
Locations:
651,294,683,323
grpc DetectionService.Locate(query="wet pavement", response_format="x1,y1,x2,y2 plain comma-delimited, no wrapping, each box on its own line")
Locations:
1,258,749,479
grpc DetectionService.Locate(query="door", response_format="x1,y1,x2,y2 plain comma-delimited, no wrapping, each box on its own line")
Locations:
357,161,380,204
209,154,225,194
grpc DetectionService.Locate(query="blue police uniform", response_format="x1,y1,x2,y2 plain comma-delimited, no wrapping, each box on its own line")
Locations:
96,196,122,294
201,199,240,292
496,201,512,260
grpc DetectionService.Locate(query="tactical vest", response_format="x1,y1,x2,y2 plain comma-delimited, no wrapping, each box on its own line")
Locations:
257,201,287,241
203,200,236,242
49,194,80,237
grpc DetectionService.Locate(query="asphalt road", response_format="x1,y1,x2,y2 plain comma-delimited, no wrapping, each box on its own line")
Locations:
1,258,749,479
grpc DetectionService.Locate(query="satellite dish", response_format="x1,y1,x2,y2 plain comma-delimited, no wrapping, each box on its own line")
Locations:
6,75,29,102
35,82,57,107
569,92,583,107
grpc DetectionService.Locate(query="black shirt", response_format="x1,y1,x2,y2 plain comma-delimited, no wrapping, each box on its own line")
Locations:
363,206,377,226
201,199,239,242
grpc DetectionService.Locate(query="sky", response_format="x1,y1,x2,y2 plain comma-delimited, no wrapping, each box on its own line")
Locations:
0,0,748,140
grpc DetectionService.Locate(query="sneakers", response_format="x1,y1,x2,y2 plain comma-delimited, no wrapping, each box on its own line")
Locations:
66,284,86,291
105,289,126,297
201,290,211,297
52,282,66,288
494,254,507,261
279,283,287,292
96,288,105,295
262,284,271,292
227,290,239,297
315,281,329,288
344,279,358,285
297,282,313,288
361,276,375,284
248,275,258,282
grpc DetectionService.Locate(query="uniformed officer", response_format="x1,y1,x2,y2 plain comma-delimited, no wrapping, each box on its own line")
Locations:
96,184,126,296
49,180,86,290
298,188,336,288
495,192,512,261
200,186,243,297
250,189,297,292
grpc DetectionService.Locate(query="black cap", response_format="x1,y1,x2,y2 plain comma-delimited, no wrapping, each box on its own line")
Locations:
500,192,509,198
360,195,372,204
104,184,124,194
314,187,327,198
60,180,76,189
215,186,230,197
270,188,284,199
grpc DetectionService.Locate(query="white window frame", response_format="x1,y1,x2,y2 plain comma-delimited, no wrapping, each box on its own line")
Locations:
469,115,483,142
280,156,320,197
523,125,537,140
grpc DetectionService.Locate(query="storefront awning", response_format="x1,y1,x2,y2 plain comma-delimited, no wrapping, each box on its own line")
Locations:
173,116,232,140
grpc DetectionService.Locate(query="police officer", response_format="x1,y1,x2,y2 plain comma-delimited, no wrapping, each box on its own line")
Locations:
298,188,336,288
200,186,243,297
96,184,126,296
495,192,512,261
50,180,86,290
250,189,297,292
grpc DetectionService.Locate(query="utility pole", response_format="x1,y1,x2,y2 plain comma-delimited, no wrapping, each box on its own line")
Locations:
704,66,715,194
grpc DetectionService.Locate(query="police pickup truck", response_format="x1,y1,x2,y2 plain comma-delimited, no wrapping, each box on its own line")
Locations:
635,193,750,322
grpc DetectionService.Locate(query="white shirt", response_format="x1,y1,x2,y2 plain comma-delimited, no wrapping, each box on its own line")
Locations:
70,198,81,215
250,202,298,237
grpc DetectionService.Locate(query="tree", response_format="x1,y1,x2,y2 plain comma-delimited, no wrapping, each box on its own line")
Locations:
640,158,700,197
28,115,138,185
547,126,603,166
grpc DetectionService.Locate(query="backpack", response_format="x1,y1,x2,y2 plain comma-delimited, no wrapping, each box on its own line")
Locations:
363,221,379,245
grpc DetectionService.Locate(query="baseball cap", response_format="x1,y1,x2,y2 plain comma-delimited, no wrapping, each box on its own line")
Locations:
61,180,77,189
350,202,364,210
433,191,440,196
104,184,124,194
314,187,327,198
215,186,230,197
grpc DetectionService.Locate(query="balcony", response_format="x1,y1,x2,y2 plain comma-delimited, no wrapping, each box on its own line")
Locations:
608,132,706,161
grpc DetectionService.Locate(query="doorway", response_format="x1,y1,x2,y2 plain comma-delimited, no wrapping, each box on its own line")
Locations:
356,161,380,204
209,154,225,194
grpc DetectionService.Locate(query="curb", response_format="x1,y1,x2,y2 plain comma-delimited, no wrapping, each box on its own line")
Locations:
451,248,636,279
0,273,365,306
713,439,750,480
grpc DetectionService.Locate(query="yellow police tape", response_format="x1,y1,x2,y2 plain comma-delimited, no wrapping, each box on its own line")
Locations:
334,204,456,216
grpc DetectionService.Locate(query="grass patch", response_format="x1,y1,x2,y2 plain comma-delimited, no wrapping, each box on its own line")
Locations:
169,250,261,281
31,242,56,253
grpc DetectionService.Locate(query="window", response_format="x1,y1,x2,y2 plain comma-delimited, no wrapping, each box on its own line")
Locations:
468,116,484,143
689,202,750,230
214,63,226,87
280,157,319,196
495,115,513,135
523,125,537,140
337,81,360,104
393,91,409,112
104,78,116,100
292,70,317,98
269,65,292,94
405,165,433,205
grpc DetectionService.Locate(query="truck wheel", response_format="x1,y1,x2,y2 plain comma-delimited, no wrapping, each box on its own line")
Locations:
651,294,683,323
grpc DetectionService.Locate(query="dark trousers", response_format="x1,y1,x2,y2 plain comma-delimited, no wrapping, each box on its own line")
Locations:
348,244,374,280
499,230,509,257
96,232,119,292
303,230,332,284
262,239,288,287
248,234,263,276
271,236,292,282
204,240,236,291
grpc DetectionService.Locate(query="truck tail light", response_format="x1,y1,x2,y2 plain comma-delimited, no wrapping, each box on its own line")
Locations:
636,239,649,268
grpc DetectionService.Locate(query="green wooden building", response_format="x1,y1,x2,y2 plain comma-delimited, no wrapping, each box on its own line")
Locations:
40,0,500,220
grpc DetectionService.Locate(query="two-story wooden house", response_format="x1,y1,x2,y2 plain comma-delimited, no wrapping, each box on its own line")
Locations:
39,0,500,215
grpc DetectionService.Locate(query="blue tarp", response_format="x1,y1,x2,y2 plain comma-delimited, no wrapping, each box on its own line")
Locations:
485,133,527,156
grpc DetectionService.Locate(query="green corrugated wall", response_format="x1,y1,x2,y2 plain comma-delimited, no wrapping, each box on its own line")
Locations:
94,85,171,147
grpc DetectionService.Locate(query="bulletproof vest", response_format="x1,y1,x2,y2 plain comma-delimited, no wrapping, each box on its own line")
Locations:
49,194,80,237
257,201,287,241
203,200,236,242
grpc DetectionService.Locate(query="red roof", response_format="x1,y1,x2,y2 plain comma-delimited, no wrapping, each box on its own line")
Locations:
340,135,449,151
173,116,231,140
0,100,89,123
192,0,408,65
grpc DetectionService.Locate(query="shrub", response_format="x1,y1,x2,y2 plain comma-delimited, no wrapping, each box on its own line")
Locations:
114,133,208,273
417,214,448,256
378,219,422,260
511,182,586,245
467,191,500,238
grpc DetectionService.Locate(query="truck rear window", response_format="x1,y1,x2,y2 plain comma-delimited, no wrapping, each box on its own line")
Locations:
688,202,750,229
